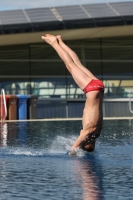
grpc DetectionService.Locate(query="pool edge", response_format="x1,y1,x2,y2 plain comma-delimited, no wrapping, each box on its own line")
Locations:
1,117,133,122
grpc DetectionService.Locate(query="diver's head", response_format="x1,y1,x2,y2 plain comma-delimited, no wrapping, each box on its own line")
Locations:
81,142,95,152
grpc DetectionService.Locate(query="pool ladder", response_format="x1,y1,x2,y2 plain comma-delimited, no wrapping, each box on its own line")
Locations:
1,89,7,120
129,91,133,114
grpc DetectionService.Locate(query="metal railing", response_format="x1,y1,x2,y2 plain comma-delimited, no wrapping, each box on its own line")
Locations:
129,91,133,114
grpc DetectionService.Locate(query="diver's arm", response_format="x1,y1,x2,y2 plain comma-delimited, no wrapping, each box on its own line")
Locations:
69,135,85,156
71,131,87,149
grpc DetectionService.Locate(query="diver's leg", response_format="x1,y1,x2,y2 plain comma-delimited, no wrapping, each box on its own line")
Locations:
42,34,92,90
56,35,97,80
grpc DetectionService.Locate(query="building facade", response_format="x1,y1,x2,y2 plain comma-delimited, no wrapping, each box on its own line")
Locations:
0,36,133,99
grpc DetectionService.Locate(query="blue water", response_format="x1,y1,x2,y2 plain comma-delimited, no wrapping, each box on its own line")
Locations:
0,120,133,200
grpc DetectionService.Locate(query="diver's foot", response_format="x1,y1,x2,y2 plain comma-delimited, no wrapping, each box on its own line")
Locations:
41,34,58,46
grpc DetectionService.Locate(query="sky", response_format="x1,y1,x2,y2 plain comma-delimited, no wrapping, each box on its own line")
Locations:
0,0,132,11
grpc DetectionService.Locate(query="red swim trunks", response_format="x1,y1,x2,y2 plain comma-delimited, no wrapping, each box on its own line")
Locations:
83,79,104,94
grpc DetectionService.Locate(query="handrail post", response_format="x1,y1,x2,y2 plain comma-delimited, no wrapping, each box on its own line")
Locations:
1,89,7,120
129,91,133,114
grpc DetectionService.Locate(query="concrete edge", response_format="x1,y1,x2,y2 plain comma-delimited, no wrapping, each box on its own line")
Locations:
1,117,133,122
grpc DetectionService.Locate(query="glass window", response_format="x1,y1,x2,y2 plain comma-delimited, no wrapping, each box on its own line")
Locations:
102,36,133,46
102,61,133,76
86,62,102,77
31,61,66,76
0,61,30,76
0,44,29,59
85,47,101,60
30,45,60,59
0,78,32,95
31,77,67,98
102,36,133,60
102,46,133,60
66,77,85,99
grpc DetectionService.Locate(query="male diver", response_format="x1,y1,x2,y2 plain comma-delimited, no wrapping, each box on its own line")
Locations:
41,34,104,155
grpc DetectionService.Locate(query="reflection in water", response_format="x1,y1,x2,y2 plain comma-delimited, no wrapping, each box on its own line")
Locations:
72,156,103,200
0,159,9,192
0,122,8,147
17,122,28,145
0,160,8,194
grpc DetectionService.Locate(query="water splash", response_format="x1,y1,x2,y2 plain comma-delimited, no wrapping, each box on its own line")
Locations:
50,135,86,157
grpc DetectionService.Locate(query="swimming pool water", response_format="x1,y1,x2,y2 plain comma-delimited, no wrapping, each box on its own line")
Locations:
0,120,133,200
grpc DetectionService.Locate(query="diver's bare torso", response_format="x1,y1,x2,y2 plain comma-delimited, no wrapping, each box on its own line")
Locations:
71,90,103,152
83,90,103,135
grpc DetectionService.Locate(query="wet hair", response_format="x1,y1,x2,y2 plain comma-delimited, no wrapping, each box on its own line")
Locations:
81,142,95,152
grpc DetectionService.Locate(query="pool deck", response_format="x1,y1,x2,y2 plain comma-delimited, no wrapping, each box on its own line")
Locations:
1,117,133,122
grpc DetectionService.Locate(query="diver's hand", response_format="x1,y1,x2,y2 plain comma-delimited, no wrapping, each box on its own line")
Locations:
69,148,78,156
